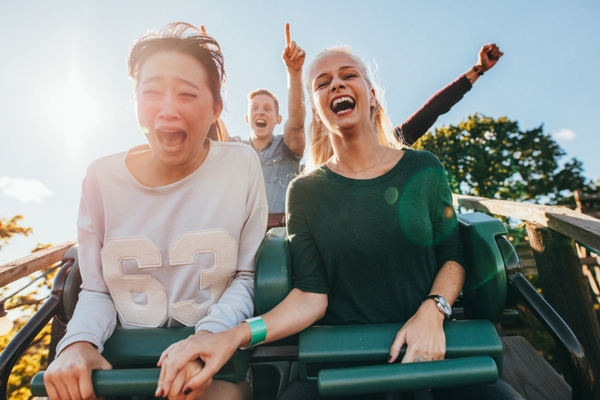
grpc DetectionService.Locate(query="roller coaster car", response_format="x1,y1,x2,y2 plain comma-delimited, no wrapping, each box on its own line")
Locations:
0,212,586,399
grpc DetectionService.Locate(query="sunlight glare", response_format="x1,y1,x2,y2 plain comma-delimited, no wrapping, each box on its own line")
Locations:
44,64,103,156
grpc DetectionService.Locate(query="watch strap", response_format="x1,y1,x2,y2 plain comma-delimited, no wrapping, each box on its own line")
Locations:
243,316,267,348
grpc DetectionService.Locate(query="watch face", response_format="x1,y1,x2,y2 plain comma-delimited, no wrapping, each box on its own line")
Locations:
430,295,452,317
438,298,452,316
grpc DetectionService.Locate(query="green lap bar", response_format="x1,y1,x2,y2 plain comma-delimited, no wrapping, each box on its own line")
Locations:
298,320,502,397
318,356,498,397
32,369,161,397
31,327,249,396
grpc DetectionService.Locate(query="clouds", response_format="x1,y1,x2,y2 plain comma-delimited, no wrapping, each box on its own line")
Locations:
0,177,53,203
553,128,576,142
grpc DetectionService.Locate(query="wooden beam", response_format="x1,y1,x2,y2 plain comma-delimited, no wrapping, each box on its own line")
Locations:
453,194,600,251
525,222,600,398
501,336,571,400
0,239,77,288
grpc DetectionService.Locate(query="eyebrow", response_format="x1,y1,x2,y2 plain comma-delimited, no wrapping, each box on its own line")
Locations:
141,76,200,90
314,65,357,82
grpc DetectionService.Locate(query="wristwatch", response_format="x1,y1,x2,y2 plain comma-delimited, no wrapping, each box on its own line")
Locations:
427,295,452,319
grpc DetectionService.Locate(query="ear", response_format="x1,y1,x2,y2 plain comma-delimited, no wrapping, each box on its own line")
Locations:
276,115,283,124
213,101,224,121
370,88,377,107
312,108,321,123
245,114,250,125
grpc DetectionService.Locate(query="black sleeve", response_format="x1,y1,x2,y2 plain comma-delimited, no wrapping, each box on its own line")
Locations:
395,75,472,146
286,179,330,294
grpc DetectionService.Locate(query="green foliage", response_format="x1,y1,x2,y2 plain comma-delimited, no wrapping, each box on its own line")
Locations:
413,114,593,204
0,215,32,250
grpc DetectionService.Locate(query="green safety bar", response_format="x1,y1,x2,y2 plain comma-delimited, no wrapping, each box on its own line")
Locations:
31,327,249,396
298,321,501,396
319,357,497,397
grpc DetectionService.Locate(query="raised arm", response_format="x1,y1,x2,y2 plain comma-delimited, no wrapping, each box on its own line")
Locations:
397,43,504,146
282,23,306,156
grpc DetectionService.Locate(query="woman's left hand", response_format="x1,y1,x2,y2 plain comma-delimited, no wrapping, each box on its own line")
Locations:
155,330,213,397
388,300,446,363
156,328,245,398
165,359,205,400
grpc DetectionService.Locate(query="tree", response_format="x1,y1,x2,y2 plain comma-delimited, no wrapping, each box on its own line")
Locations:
0,215,32,250
0,216,53,400
413,113,593,205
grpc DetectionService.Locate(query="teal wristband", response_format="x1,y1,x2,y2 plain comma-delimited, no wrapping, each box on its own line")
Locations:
244,316,267,348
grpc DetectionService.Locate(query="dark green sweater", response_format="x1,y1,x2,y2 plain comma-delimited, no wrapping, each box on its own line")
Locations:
286,149,464,325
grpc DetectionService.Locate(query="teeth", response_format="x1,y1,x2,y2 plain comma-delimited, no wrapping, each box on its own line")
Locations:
158,129,182,133
256,119,266,124
332,96,354,108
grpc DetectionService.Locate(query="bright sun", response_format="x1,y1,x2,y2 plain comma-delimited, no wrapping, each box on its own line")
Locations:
45,64,103,156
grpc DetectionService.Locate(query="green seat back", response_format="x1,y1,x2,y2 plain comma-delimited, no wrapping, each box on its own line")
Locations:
458,212,518,322
254,227,293,315
62,245,81,321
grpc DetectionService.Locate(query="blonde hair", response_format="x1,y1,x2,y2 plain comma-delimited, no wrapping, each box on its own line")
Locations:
304,46,400,172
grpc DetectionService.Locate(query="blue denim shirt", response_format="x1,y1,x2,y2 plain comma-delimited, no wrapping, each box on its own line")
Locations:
248,134,302,213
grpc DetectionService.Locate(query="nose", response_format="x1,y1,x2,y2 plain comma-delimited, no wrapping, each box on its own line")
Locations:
330,79,345,92
157,92,180,120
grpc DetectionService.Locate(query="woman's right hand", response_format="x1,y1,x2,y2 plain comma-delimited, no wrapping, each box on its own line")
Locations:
388,300,446,364
44,341,112,400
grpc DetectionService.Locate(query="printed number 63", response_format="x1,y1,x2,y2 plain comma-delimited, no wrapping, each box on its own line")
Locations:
101,231,237,327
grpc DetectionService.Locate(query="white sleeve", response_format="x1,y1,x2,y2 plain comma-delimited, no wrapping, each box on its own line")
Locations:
196,151,268,333
56,174,117,356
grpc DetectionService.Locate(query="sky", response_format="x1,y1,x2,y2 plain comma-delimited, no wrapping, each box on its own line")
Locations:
1,0,599,265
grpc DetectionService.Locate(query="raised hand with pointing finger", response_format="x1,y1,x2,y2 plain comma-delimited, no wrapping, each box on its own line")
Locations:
282,22,306,72
281,22,306,160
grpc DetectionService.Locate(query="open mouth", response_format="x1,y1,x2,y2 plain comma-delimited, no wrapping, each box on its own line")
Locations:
330,96,356,115
255,119,267,128
156,128,186,151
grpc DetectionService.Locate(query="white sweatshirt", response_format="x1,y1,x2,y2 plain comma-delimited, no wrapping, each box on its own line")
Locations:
57,141,268,355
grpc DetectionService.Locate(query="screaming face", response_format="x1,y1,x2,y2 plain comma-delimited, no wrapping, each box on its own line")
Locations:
330,96,356,115
246,94,282,140
136,51,221,167
309,52,375,133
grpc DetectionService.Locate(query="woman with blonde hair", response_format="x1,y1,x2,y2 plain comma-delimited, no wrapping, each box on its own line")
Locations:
157,45,521,400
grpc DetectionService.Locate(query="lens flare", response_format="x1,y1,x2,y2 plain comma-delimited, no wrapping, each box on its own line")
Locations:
384,187,399,204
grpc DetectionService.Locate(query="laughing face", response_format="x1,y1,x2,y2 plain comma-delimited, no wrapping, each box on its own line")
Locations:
136,51,222,168
309,52,375,135
246,94,282,140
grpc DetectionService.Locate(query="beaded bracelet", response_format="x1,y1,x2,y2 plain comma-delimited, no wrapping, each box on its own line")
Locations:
244,316,267,348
